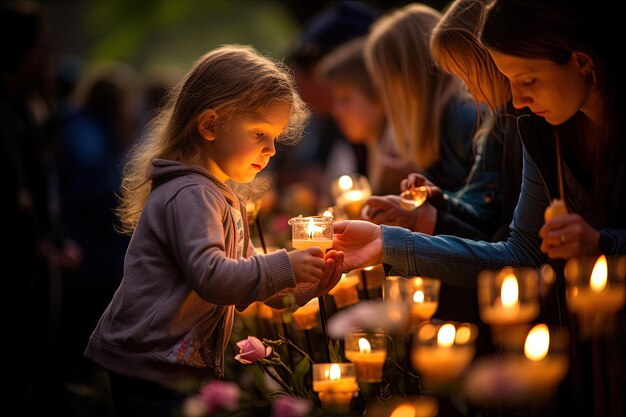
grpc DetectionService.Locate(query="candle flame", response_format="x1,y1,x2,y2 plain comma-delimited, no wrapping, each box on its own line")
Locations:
338,175,353,190
501,274,519,308
329,364,341,381
413,290,425,303
390,404,416,417
358,338,371,354
322,210,333,218
364,266,374,271
590,255,608,292
524,324,549,361
437,323,456,348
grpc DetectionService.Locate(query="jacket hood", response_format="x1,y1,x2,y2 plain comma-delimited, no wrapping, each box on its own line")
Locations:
149,159,239,206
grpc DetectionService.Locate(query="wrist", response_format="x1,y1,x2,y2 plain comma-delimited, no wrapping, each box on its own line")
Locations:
414,203,437,235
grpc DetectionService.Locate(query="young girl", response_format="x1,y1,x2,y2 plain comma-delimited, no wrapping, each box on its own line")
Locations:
85,45,343,417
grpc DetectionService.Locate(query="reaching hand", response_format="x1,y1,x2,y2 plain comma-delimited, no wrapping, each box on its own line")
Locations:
288,247,326,284
400,173,447,210
362,196,437,234
539,213,601,259
332,220,383,272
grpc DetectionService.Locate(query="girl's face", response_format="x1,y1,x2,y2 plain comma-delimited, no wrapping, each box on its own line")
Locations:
489,50,589,125
330,83,385,144
207,102,290,183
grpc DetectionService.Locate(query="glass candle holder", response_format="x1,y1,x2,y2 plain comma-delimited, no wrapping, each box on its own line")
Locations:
288,215,334,251
329,273,360,309
465,323,569,408
344,329,388,383
312,363,358,411
411,321,478,387
291,298,319,331
398,186,429,210
477,266,540,326
331,174,372,220
564,255,626,338
384,276,440,329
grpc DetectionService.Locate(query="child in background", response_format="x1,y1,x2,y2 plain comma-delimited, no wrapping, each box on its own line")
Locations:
85,45,343,417
318,37,416,196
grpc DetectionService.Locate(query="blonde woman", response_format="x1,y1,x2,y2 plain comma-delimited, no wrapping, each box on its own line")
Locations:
364,3,481,192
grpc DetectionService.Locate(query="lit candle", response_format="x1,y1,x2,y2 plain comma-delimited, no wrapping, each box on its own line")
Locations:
312,363,359,410
408,277,440,326
344,331,387,383
507,324,569,392
333,174,371,220
479,270,539,326
398,186,428,210
289,216,334,251
411,322,476,386
566,255,625,315
329,273,360,309
291,298,319,331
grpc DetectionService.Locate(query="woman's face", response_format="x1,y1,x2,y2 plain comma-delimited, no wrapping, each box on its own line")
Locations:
489,50,588,125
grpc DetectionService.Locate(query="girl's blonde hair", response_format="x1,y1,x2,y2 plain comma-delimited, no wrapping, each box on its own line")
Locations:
364,3,463,171
116,45,309,234
430,0,510,111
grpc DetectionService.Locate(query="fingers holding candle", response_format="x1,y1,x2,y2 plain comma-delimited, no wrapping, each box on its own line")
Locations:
539,213,601,259
287,248,327,284
332,220,383,272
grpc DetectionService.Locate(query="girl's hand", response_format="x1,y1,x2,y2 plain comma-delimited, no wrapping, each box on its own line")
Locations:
313,250,344,297
539,213,601,259
362,196,437,234
288,247,326,284
332,220,383,272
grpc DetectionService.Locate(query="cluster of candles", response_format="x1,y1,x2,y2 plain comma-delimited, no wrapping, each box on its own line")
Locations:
280,212,624,413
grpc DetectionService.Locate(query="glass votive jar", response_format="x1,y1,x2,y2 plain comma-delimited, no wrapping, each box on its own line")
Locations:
331,174,372,220
344,329,388,383
329,273,361,309
477,266,540,327
291,298,319,331
312,363,358,411
411,321,478,388
565,255,625,337
384,276,440,328
398,186,429,210
288,215,334,251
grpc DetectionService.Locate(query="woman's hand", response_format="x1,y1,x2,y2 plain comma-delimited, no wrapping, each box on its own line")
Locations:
400,173,447,210
288,247,326,284
362,196,437,234
539,213,601,259
332,220,383,272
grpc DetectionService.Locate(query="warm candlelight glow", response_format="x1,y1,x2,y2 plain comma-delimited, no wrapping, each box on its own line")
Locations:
524,324,549,361
307,217,316,239
338,175,353,190
322,209,333,218
590,255,608,292
358,338,371,354
390,404,416,417
501,274,519,308
437,324,456,348
413,290,425,303
455,325,472,345
329,364,341,381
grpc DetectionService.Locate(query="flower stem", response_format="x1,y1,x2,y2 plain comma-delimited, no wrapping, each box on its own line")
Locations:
257,361,296,396
279,335,315,364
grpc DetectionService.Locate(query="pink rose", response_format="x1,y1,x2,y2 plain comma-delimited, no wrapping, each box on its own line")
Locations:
271,395,312,417
234,336,272,364
199,380,241,414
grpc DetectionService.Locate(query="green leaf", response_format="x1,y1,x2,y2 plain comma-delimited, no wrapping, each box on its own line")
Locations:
329,340,343,363
290,356,311,396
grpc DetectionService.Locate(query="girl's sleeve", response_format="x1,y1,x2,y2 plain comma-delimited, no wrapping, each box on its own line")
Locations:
164,185,296,305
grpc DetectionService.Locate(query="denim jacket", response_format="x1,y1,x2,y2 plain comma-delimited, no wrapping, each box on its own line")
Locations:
382,113,626,288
